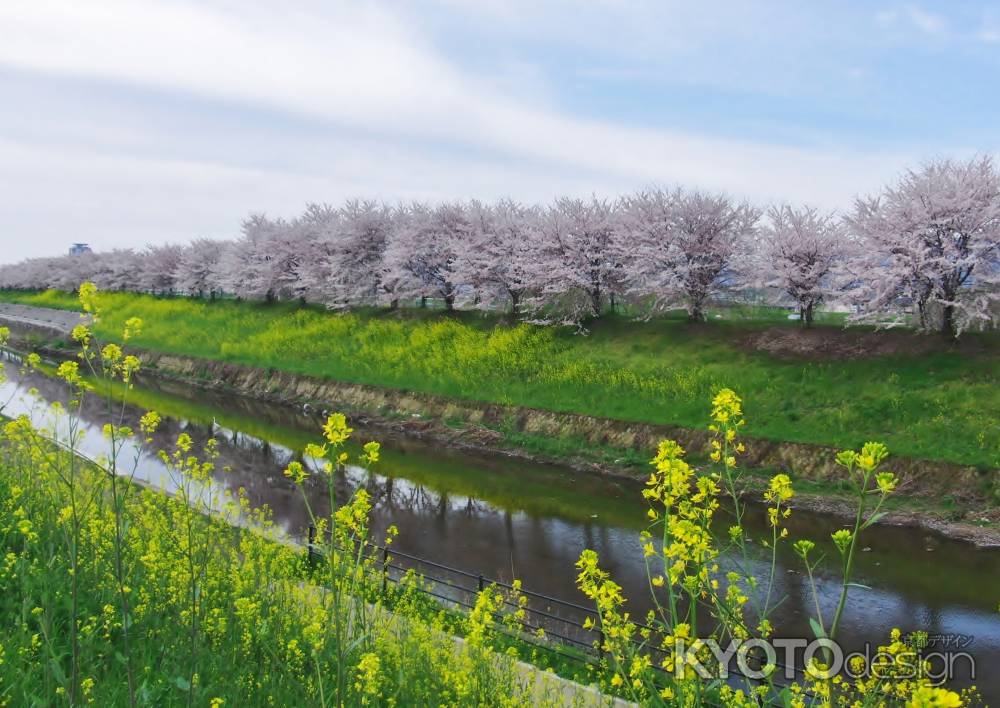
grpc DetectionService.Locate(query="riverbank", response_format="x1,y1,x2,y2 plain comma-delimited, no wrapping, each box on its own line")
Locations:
138,348,1000,547
1,289,998,470
4,309,999,547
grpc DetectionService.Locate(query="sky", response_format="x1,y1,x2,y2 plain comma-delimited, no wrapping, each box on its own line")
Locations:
1,0,999,261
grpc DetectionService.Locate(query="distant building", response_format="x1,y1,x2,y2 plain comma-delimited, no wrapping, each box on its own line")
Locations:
69,243,92,256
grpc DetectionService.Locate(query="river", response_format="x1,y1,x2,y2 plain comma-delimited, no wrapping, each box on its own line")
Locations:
1,362,997,699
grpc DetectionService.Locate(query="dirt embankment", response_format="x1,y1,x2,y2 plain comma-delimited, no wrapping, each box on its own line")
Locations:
2,311,998,546
137,350,991,481
741,325,991,359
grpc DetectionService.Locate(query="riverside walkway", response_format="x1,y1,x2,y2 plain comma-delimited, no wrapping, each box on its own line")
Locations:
0,303,83,334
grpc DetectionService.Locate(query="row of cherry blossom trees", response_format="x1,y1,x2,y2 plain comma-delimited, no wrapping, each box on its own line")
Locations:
2,157,998,336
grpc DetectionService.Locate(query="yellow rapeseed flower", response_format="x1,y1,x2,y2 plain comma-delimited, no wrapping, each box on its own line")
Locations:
765,474,794,503
905,686,963,707
284,461,307,485
831,529,853,555
322,413,353,446
78,282,100,313
122,316,143,341
876,471,899,494
361,441,380,464
101,343,123,364
303,443,327,459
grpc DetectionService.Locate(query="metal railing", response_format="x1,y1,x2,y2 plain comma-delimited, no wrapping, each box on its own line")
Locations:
302,525,881,707
304,524,607,666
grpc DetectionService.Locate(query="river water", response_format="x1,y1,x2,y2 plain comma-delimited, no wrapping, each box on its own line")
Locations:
1,363,997,698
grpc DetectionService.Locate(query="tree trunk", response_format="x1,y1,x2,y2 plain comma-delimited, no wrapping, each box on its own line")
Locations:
509,290,520,316
589,289,602,318
804,302,814,328
941,303,956,339
688,298,706,323
916,285,932,332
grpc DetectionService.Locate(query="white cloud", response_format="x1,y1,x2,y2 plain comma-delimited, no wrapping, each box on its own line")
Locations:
977,26,1000,43
0,1,464,133
874,9,899,25
874,4,948,37
904,5,946,35
0,0,933,260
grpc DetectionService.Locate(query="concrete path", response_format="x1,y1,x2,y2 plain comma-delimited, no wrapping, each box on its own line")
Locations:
0,303,84,334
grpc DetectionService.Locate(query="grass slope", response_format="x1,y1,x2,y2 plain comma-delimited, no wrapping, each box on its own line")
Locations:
2,289,998,468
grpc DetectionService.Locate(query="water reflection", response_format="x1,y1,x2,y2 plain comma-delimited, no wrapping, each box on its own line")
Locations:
1,363,997,697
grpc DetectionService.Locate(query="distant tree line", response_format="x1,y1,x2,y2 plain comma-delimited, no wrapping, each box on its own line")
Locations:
2,156,998,337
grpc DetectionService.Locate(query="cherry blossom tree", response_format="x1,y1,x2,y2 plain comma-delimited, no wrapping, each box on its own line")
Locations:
97,249,143,292
308,200,393,308
268,216,315,303
754,205,847,327
625,188,759,322
382,202,470,310
531,197,625,322
0,260,36,289
49,253,99,291
454,200,539,315
1,158,994,335
287,203,340,304
218,214,292,302
620,188,677,316
136,244,184,294
847,156,1000,336
174,238,228,298
4,252,95,292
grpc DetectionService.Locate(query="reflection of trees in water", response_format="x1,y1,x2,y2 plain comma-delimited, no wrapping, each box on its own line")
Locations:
145,378,501,524
20,366,500,540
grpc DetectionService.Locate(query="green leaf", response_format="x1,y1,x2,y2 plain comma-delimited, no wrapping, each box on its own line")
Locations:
861,511,888,529
809,617,827,639
48,658,67,685
138,682,152,703
846,582,873,591
777,686,796,708
174,676,191,691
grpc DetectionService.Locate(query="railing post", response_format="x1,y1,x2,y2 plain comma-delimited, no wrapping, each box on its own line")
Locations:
478,574,484,593
307,524,316,568
382,546,389,594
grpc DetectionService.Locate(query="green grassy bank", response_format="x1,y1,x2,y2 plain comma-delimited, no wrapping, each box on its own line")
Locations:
2,289,998,469
0,413,601,705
